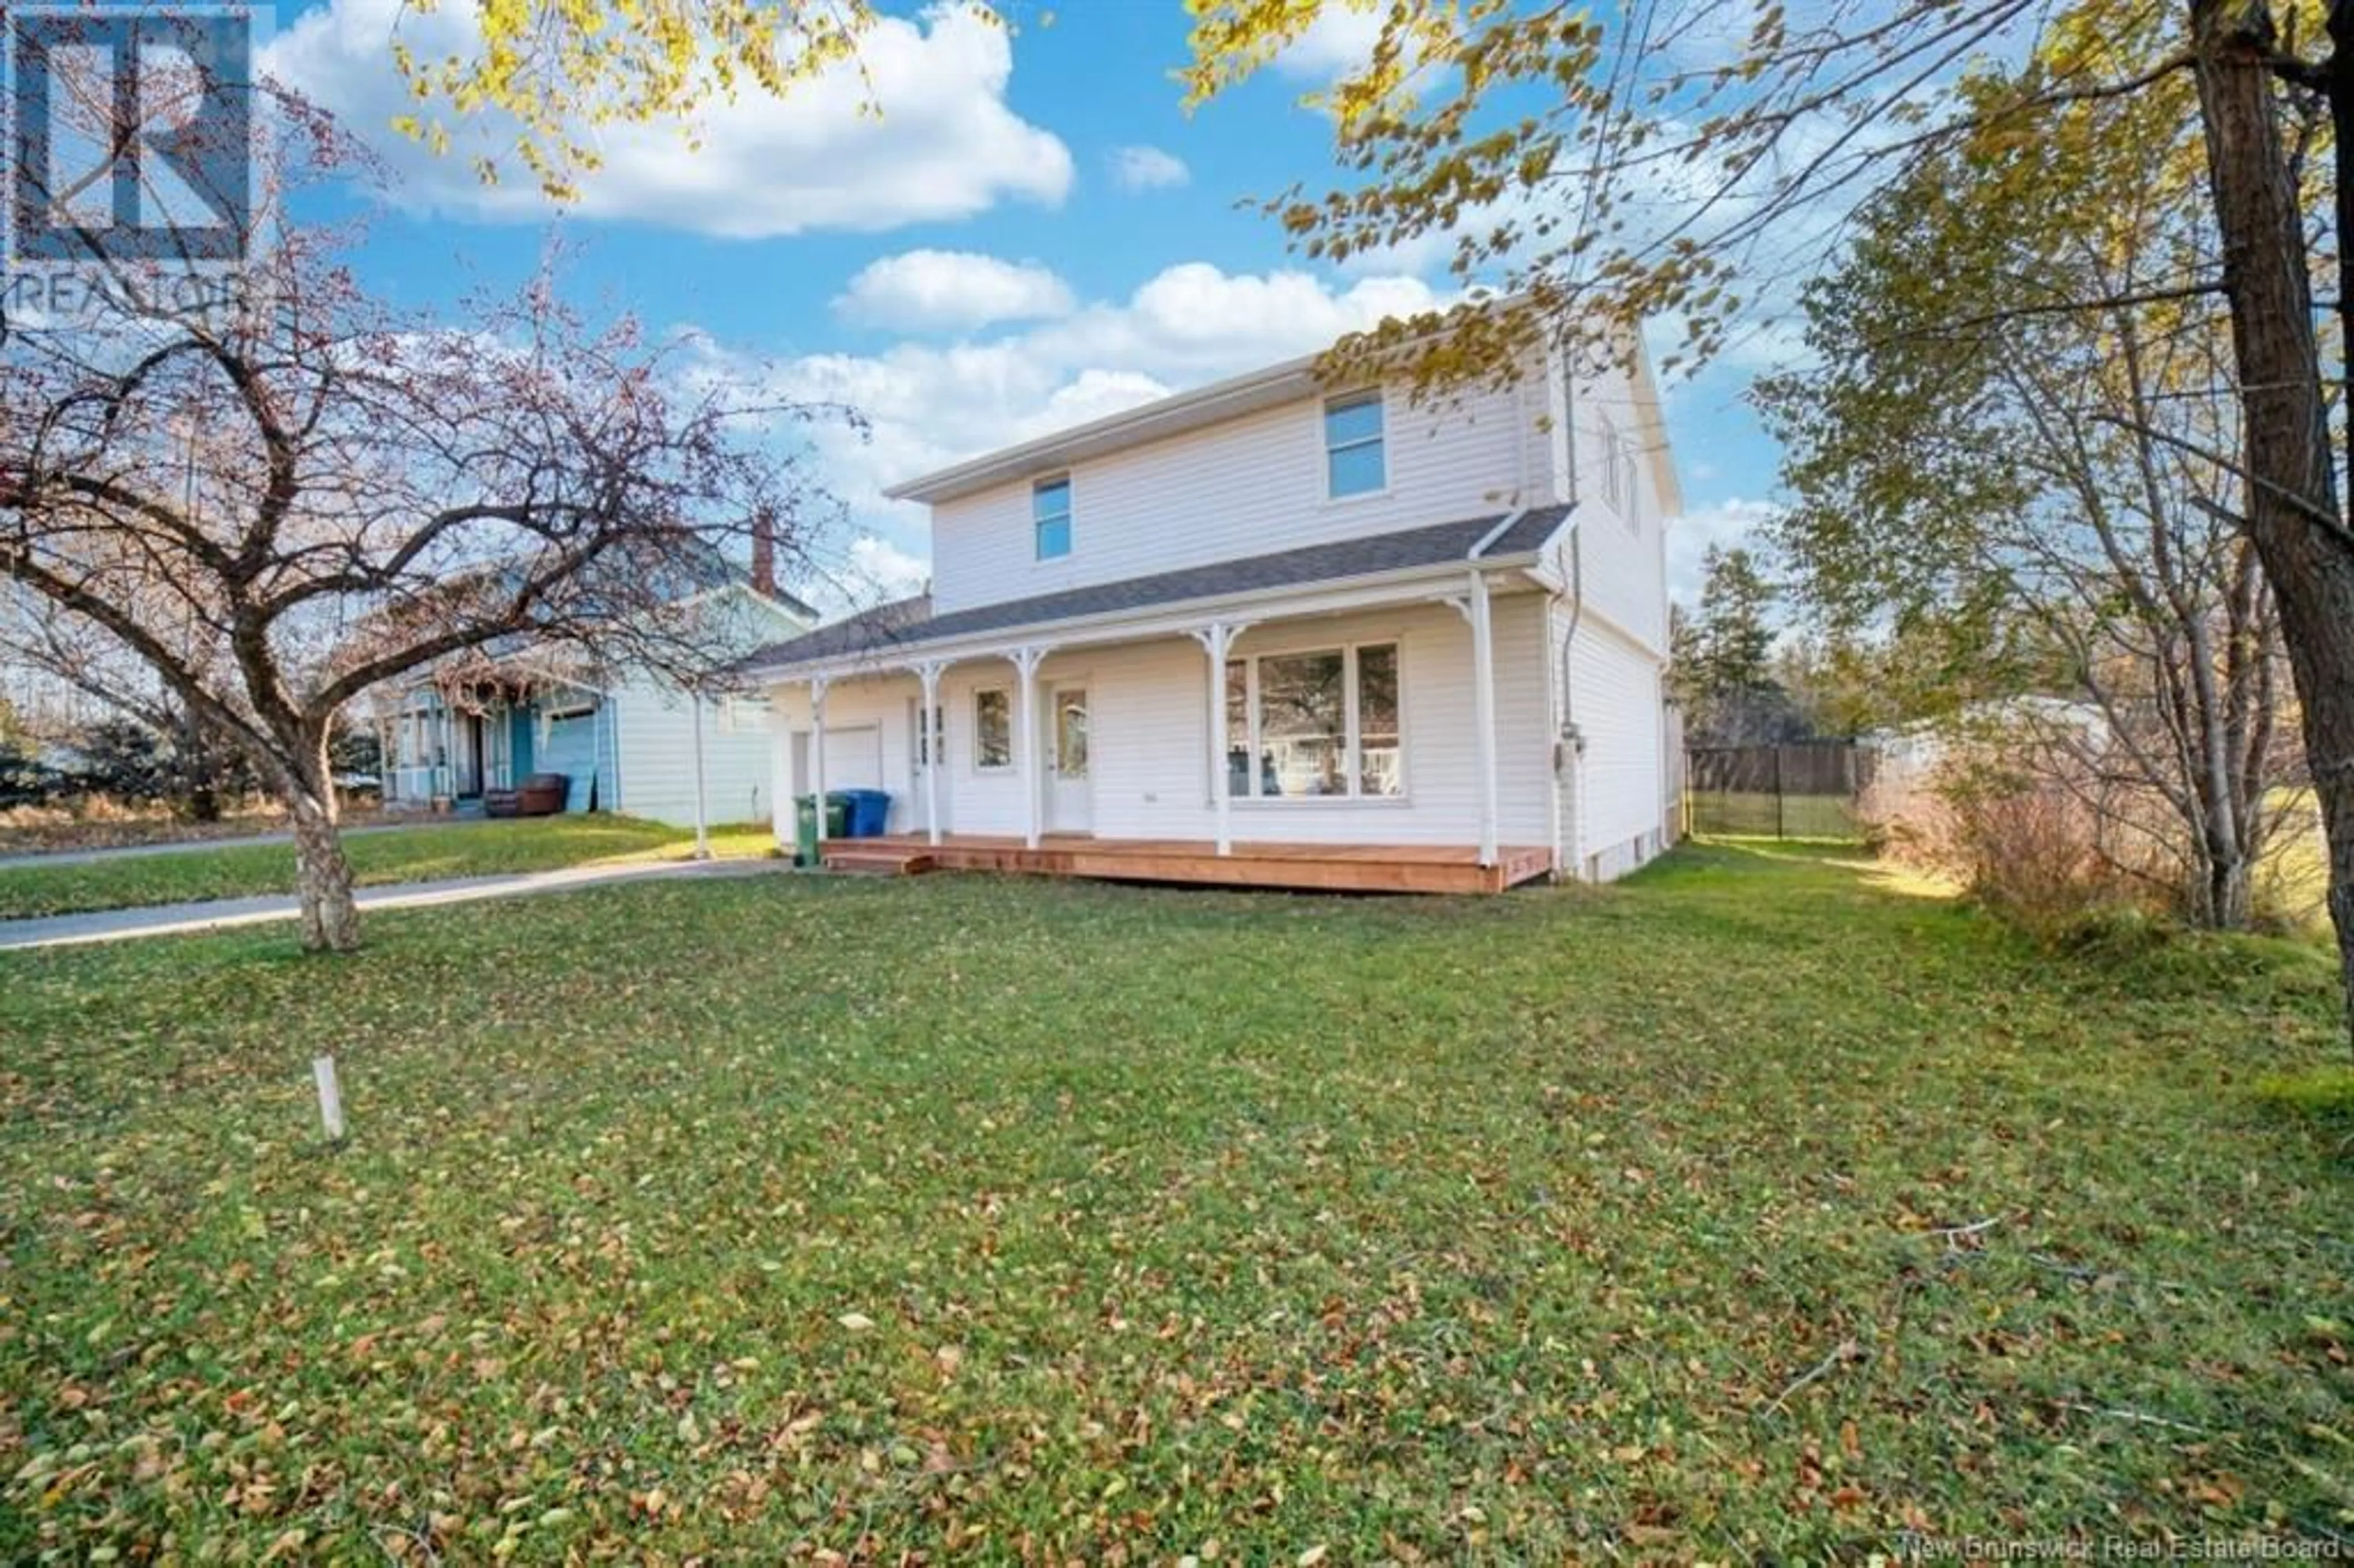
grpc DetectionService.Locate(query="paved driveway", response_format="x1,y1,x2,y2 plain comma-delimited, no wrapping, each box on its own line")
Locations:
0,856,787,951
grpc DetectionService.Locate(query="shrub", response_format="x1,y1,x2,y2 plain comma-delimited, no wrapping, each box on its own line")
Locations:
1937,767,2155,938
0,738,59,809
67,716,262,823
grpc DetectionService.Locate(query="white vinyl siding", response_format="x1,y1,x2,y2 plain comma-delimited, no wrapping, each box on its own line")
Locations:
928,373,1534,616
1553,609,1667,880
1565,359,1671,655
609,676,775,828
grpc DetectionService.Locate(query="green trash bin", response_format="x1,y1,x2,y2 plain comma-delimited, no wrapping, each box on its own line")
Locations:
796,794,853,865
793,794,820,867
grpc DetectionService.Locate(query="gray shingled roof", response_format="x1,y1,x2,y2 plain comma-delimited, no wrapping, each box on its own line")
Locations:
738,503,1573,674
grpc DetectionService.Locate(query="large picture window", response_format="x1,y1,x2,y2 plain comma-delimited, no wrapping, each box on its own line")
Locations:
974,688,1011,769
1223,641,1404,800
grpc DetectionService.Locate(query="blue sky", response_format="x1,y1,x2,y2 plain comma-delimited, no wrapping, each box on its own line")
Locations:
262,0,1784,608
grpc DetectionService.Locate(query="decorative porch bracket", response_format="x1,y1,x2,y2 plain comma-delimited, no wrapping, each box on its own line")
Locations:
1442,576,1501,868
1188,620,1254,855
911,658,953,848
1008,646,1050,850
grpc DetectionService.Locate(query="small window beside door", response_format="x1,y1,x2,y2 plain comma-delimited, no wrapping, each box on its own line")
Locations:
974,688,1012,769
1034,476,1072,560
1054,691,1088,778
1324,391,1385,499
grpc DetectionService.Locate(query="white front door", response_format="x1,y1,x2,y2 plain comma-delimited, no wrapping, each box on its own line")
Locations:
1044,684,1091,834
909,698,948,833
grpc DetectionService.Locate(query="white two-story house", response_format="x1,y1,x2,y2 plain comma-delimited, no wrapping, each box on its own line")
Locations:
737,328,1680,894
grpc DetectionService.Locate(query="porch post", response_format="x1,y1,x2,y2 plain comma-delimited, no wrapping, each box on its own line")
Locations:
1010,645,1047,850
688,687,711,860
1468,568,1500,867
1189,622,1250,856
810,674,832,847
915,659,948,848
769,695,792,853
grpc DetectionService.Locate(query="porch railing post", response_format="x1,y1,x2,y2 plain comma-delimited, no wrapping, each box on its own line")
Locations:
1469,568,1499,868
915,660,947,848
810,674,831,848
1190,622,1250,856
769,695,792,853
1011,647,1047,850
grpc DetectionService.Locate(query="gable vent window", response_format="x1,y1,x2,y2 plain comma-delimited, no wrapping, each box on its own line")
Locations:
1324,391,1386,499
1599,413,1637,522
1034,476,1073,560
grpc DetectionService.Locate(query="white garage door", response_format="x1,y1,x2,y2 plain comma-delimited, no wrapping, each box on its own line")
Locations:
822,725,883,790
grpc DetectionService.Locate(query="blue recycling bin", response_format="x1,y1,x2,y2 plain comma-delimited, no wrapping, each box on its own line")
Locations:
831,788,892,837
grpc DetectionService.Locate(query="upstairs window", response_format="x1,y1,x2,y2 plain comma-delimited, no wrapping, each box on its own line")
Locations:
1324,391,1386,498
1034,476,1073,560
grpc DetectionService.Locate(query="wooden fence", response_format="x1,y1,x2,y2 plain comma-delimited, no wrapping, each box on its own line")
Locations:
1685,742,1877,840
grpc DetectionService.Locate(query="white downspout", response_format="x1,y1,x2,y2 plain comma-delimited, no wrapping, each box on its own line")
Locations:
1555,331,1588,880
1558,528,1588,880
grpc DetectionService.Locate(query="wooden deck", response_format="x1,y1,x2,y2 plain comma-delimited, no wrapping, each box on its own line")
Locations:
821,832,1553,895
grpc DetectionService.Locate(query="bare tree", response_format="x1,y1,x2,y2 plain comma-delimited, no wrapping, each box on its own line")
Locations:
0,88,842,950
1762,70,2300,929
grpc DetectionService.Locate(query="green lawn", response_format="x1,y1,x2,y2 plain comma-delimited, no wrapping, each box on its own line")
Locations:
0,816,777,920
1,845,2348,1560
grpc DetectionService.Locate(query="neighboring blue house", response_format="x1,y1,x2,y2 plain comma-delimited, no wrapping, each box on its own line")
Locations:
373,579,814,826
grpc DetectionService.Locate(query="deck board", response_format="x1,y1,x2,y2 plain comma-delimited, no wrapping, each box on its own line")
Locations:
819,833,1552,896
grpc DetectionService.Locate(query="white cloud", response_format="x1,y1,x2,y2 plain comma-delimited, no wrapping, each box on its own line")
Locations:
1667,497,1780,609
1022,264,1444,384
1108,145,1190,192
264,0,1072,237
843,535,934,602
1274,4,1387,82
833,251,1075,331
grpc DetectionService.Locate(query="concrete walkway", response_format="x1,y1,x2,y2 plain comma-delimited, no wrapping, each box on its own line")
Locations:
0,816,479,872
0,855,788,952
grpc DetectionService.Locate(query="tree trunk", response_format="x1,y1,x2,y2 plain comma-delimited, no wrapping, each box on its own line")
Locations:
2192,0,2354,1046
2202,845,2256,931
284,741,359,953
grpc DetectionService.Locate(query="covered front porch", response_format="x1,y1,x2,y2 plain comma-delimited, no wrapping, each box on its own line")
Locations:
378,673,614,814
820,831,1554,896
755,583,1566,896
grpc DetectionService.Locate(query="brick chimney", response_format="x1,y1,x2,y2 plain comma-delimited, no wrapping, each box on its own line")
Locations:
750,507,776,598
